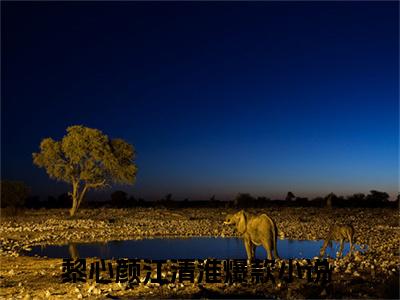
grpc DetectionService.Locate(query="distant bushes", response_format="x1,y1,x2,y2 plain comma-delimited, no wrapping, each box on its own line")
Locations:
25,193,71,209
2,185,398,210
331,190,393,208
234,193,273,208
1,181,29,214
109,190,140,208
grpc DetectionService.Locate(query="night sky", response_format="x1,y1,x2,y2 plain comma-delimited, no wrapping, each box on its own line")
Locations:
2,2,398,200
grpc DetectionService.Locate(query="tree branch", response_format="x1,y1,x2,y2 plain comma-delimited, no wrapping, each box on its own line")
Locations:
86,179,107,189
77,184,89,208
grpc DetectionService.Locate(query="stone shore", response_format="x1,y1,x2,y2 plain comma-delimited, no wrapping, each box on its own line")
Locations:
0,207,399,299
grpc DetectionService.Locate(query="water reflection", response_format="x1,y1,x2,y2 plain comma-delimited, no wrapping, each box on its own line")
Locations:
68,243,79,260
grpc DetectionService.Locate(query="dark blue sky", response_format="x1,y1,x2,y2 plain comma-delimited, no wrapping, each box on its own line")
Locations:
2,2,398,200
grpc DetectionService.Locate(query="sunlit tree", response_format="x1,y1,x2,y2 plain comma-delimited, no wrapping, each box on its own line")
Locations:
33,125,137,216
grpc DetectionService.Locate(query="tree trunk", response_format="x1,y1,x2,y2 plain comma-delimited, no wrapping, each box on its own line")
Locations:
69,180,105,216
69,195,79,217
77,185,88,210
69,181,79,217
69,182,89,217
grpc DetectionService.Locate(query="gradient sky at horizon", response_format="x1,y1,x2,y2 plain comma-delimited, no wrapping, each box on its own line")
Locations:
2,2,399,200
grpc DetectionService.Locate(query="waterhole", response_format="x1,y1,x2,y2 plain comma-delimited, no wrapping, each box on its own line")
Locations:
26,237,364,259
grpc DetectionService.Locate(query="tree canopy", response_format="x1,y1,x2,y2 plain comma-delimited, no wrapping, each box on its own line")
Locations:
33,125,137,216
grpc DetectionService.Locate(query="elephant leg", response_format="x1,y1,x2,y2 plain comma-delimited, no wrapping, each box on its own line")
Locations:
273,239,280,259
262,240,273,260
320,240,329,258
267,250,273,260
251,244,256,260
243,236,253,261
338,239,344,258
348,234,354,255
319,247,325,259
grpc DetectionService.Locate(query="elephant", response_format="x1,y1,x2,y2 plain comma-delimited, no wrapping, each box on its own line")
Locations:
319,224,354,258
223,210,279,260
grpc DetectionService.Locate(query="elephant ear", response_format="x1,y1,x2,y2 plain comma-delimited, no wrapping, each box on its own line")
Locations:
237,210,247,234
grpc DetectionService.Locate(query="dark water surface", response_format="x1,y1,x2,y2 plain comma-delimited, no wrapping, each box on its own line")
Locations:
27,237,362,259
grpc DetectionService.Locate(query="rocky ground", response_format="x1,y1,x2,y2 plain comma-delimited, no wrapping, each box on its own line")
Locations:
0,207,399,299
